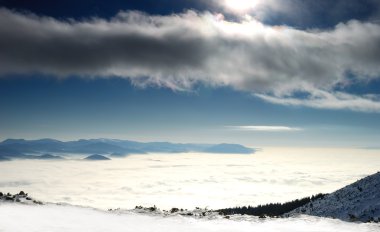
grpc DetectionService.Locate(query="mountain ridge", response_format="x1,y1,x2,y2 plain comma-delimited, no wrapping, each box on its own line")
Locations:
0,138,255,160
288,171,380,222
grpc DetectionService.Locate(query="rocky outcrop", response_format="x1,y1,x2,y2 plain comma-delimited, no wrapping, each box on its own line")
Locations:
0,191,42,205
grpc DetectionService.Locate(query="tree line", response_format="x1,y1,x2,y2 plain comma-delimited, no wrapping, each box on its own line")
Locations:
217,193,327,217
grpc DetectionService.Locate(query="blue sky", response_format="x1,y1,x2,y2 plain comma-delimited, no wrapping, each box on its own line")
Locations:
0,0,380,147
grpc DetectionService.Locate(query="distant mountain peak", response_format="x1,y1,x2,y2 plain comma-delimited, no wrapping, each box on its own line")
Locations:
203,143,254,154
1,139,26,144
84,154,111,161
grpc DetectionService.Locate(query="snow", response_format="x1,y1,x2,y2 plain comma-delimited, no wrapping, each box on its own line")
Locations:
290,172,380,222
0,204,379,232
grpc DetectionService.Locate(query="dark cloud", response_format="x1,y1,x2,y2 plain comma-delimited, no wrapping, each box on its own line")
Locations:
0,8,380,111
0,10,211,78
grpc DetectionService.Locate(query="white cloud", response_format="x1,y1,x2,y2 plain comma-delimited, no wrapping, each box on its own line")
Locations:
215,0,260,14
227,126,302,132
256,91,380,113
0,8,380,112
1,151,380,210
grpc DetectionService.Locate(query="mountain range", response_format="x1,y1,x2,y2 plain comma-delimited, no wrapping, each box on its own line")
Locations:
0,138,255,160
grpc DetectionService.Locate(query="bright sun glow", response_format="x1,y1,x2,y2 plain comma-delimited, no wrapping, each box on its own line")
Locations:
224,0,258,12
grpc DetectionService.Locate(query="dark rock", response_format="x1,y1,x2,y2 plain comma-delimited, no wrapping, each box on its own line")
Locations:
170,208,179,213
33,200,43,205
349,213,358,221
148,206,157,212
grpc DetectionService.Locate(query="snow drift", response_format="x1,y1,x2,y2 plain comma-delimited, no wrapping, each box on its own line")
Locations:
0,203,379,232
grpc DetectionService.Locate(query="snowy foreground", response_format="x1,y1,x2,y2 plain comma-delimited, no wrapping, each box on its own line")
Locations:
1,204,380,232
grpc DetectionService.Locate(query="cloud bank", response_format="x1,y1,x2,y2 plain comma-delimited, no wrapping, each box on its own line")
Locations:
227,126,302,132
1,150,379,210
0,8,380,111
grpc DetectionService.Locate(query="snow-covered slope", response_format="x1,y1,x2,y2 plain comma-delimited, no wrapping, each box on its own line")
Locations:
1,204,380,232
290,172,380,222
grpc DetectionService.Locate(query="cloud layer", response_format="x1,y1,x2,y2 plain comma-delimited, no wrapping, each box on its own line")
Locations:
1,150,379,209
227,126,302,132
0,8,380,111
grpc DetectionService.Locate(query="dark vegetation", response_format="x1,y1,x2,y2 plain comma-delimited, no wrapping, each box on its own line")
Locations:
217,193,327,217
3,190,327,219
125,194,328,219
0,191,43,204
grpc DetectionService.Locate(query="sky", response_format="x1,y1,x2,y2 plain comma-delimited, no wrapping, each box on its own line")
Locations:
0,0,380,147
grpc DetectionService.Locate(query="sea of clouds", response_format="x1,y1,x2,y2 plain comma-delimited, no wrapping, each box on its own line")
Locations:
0,147,379,210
